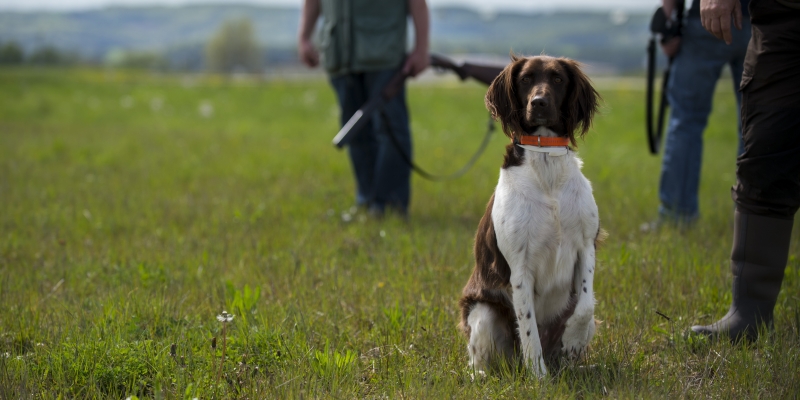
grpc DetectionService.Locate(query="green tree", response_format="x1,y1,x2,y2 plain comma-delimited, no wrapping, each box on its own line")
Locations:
205,18,263,74
0,41,24,65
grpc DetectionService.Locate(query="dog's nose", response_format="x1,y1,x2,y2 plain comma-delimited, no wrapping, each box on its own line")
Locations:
531,96,549,109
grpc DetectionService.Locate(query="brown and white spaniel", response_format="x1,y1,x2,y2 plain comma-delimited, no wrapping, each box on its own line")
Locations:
459,54,604,377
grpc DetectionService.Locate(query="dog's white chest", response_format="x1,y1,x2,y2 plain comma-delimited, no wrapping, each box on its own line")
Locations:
491,151,596,321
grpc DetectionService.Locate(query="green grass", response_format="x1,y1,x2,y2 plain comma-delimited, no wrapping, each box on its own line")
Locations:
1,67,799,399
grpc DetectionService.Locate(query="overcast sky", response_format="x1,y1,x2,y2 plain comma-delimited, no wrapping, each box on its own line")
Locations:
0,0,658,12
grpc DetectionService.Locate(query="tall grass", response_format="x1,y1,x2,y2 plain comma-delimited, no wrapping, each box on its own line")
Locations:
0,68,798,398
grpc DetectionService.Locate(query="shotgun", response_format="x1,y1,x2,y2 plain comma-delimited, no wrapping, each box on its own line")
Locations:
332,54,506,148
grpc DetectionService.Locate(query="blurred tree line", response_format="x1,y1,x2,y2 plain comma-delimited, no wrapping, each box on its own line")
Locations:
0,42,81,66
0,17,264,74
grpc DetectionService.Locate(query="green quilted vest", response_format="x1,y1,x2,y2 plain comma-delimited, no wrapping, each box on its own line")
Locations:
319,0,408,76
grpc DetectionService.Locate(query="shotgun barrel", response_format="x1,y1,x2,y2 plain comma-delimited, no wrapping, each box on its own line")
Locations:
332,70,408,148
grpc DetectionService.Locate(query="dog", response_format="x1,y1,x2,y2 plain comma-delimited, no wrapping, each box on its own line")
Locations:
458,53,603,377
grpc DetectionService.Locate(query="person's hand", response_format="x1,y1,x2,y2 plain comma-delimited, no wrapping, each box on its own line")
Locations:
298,39,319,68
662,0,677,19
700,0,743,44
402,47,429,77
659,0,681,57
660,36,682,58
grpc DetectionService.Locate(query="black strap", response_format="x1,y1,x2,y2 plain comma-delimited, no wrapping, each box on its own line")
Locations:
646,38,672,155
645,1,684,155
379,108,496,181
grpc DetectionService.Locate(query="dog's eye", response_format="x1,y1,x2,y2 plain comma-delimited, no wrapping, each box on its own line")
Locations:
521,76,531,83
554,77,563,83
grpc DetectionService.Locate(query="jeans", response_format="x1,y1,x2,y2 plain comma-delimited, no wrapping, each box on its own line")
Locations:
330,68,412,213
658,17,751,222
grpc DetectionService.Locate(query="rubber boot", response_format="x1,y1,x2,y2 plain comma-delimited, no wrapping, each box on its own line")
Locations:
691,211,794,342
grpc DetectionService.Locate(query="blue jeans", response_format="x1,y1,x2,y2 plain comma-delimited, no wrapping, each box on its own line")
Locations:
330,68,412,213
658,17,751,222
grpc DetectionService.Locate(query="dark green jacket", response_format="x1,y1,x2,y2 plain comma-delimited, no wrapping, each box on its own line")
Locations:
319,0,408,76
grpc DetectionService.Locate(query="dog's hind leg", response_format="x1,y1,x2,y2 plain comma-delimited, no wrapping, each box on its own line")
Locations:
466,302,515,374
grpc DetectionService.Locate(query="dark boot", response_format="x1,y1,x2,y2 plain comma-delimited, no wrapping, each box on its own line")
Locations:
691,211,794,341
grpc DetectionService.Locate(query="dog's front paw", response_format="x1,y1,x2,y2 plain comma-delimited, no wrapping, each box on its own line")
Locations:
523,355,548,378
561,314,596,360
469,369,487,382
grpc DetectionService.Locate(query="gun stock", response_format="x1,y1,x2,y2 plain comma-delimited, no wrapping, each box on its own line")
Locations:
459,64,505,86
429,53,505,86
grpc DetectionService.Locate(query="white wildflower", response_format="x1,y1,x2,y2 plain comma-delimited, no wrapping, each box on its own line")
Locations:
216,311,234,323
198,100,214,118
120,96,134,109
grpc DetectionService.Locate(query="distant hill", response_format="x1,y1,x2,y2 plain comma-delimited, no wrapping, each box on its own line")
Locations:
0,4,656,73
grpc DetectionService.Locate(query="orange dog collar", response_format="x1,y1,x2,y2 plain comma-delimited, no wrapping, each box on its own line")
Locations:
519,135,570,147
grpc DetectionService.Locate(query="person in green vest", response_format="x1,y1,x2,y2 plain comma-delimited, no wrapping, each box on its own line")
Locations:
298,0,430,217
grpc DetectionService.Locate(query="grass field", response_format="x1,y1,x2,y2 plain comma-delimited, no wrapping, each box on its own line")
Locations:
1,67,799,399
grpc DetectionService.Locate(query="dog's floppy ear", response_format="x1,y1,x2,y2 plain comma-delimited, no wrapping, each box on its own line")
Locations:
485,53,523,139
559,58,600,144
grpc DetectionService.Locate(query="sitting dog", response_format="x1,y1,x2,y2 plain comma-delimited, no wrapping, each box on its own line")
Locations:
459,54,603,377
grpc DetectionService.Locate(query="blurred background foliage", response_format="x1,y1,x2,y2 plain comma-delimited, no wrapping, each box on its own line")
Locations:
0,5,660,75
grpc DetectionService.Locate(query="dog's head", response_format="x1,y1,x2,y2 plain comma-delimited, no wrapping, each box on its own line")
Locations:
485,53,600,147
